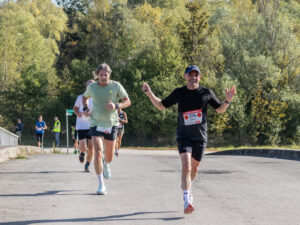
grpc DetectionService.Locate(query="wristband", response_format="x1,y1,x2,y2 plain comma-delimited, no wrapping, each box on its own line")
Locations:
83,106,88,112
225,100,230,104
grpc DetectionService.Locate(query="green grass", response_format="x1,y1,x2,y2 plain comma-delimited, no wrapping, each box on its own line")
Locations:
52,148,65,154
124,145,300,151
206,145,300,152
125,146,177,150
15,155,29,159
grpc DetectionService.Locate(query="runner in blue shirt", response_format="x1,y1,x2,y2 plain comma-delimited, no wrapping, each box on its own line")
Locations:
35,115,47,148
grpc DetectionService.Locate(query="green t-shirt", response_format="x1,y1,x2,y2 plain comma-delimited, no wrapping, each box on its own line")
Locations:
83,80,129,127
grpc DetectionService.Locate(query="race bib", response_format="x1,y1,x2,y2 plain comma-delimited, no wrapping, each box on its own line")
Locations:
37,127,42,131
183,109,202,126
81,115,90,122
96,126,112,134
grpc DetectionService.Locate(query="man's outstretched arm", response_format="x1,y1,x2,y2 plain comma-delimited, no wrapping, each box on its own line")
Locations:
142,82,166,111
216,86,236,114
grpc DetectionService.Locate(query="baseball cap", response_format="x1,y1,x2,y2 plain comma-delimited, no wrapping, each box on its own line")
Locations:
185,65,201,74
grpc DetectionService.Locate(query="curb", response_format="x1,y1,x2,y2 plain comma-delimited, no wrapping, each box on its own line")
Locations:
207,149,300,161
0,146,44,163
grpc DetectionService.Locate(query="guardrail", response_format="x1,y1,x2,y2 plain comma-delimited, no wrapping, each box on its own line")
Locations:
0,127,18,146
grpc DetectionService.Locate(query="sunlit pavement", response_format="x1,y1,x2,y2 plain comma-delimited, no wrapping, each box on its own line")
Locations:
0,149,300,225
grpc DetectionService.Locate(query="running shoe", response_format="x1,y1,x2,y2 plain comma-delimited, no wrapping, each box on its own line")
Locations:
103,158,111,179
79,152,85,163
114,150,119,157
73,149,77,154
96,184,107,195
184,202,194,214
85,163,90,172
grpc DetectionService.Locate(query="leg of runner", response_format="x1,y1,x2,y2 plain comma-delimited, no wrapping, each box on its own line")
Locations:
189,158,200,204
85,139,94,172
102,139,116,179
115,134,122,157
93,136,107,195
41,133,44,149
37,134,41,147
191,158,200,182
78,139,87,163
180,152,194,214
74,131,79,154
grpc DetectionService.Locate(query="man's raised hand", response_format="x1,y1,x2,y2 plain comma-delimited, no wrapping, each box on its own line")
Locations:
225,86,236,102
142,82,151,95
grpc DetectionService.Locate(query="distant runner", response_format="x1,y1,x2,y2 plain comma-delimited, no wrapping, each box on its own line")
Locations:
83,63,131,195
73,80,95,172
71,122,79,154
142,65,236,214
115,108,128,157
35,115,47,148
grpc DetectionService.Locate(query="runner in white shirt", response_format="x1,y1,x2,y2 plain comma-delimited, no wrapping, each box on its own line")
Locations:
73,80,95,172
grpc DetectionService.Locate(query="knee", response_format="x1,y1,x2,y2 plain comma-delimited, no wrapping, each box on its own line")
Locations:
192,165,200,173
105,155,113,163
182,164,192,174
94,150,103,159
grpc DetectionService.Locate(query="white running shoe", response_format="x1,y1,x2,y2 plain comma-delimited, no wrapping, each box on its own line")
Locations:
103,157,111,179
184,201,194,214
96,184,107,195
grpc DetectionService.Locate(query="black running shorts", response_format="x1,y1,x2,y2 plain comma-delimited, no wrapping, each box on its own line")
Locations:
89,126,118,141
36,133,43,143
177,139,207,162
77,129,91,140
117,127,124,136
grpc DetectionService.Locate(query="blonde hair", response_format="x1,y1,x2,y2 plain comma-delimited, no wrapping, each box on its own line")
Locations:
93,63,112,77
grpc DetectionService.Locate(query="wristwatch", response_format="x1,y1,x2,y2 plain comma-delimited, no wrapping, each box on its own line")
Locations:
115,103,120,110
225,100,231,104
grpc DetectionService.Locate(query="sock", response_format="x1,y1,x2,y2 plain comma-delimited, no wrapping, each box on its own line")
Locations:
103,158,109,166
183,190,190,203
97,174,104,185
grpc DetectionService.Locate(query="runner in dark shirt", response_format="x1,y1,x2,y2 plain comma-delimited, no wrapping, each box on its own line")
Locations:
142,65,236,214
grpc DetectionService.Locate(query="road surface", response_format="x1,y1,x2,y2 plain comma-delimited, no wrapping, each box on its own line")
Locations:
0,149,299,225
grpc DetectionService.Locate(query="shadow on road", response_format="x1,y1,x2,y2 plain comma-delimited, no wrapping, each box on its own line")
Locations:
0,171,83,175
0,190,77,197
158,169,236,174
0,211,184,224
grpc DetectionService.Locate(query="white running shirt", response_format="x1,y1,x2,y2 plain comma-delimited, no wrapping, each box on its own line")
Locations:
74,95,93,130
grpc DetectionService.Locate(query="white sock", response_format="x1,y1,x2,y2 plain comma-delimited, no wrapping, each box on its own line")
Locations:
103,159,109,166
97,174,104,185
183,190,190,203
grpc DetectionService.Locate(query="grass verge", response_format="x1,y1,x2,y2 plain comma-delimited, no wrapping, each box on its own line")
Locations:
124,145,300,151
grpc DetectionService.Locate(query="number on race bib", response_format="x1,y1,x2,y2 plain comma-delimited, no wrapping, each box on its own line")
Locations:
183,109,202,126
96,126,112,134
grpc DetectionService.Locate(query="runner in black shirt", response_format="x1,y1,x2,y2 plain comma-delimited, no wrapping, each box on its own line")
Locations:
142,65,236,214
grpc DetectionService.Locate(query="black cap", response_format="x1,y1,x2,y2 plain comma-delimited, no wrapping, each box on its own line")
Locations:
185,65,201,74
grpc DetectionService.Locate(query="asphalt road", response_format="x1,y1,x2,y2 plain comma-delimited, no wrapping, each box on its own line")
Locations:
0,149,299,225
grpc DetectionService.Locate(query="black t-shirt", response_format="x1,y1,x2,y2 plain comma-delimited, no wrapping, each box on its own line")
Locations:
161,86,221,141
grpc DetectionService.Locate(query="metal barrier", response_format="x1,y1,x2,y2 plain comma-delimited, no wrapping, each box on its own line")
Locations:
0,127,18,146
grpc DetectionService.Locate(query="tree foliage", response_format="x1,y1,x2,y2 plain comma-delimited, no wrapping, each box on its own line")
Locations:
0,0,299,146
